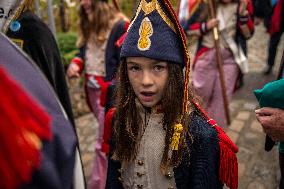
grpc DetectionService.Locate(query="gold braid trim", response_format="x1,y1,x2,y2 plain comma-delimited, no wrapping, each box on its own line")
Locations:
128,0,176,33
154,0,176,33
141,0,156,15
163,0,190,114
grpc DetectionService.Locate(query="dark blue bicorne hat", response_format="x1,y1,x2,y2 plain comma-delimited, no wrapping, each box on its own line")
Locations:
120,0,189,66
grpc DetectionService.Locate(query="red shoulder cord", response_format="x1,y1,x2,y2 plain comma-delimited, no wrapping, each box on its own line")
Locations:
0,67,51,189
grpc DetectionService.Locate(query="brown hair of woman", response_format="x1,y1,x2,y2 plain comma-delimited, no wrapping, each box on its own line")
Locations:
77,0,117,47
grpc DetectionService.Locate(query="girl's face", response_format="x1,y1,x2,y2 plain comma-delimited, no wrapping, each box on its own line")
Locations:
126,57,169,108
80,0,93,15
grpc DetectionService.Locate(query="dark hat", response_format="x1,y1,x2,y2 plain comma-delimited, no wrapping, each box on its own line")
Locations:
120,0,189,66
121,0,191,115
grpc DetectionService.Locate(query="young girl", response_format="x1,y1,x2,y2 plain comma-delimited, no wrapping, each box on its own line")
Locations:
188,0,254,127
67,0,128,188
104,0,238,188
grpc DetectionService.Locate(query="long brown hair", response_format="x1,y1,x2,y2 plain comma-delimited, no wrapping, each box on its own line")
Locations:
76,0,116,47
113,60,194,169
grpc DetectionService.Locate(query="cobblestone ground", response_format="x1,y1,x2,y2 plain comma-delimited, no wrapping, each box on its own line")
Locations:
75,24,284,189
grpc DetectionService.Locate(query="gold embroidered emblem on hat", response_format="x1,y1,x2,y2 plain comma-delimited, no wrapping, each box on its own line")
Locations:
128,0,176,33
138,17,153,51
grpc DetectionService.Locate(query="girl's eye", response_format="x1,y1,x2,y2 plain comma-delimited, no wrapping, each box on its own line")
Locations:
129,65,140,72
154,65,166,72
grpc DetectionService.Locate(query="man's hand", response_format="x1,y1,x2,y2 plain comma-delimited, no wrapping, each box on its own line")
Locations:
255,108,284,141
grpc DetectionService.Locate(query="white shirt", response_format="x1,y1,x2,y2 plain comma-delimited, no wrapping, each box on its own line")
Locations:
121,106,176,189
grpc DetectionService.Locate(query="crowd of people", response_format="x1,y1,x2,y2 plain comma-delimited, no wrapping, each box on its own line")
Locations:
0,0,283,188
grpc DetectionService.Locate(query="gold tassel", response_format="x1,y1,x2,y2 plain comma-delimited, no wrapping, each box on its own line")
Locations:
170,123,183,150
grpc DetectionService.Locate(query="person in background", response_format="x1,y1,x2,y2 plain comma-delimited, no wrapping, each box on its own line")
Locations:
255,99,284,189
188,0,254,127
3,0,75,126
0,31,84,189
66,0,128,188
253,0,284,75
1,1,85,188
255,50,284,189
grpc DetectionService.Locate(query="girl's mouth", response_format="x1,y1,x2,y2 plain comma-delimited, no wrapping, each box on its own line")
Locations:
140,92,155,102
141,91,155,96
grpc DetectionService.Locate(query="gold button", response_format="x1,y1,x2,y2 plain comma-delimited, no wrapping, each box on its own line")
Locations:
118,168,122,173
136,172,145,177
137,184,143,189
137,160,144,166
165,172,173,179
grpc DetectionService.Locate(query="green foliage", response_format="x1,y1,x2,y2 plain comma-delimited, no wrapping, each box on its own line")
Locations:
44,0,179,65
120,0,135,18
56,32,78,65
40,0,179,33
119,0,179,18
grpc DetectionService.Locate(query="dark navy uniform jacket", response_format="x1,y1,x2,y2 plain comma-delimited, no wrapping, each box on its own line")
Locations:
0,33,78,189
106,111,223,189
6,10,75,127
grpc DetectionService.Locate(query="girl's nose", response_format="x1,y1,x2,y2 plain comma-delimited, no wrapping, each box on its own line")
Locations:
141,71,154,86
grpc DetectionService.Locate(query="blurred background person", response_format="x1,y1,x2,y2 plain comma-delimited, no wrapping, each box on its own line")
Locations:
0,30,82,189
3,0,75,126
66,0,128,188
186,0,254,127
253,0,284,75
255,51,284,188
1,1,84,188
